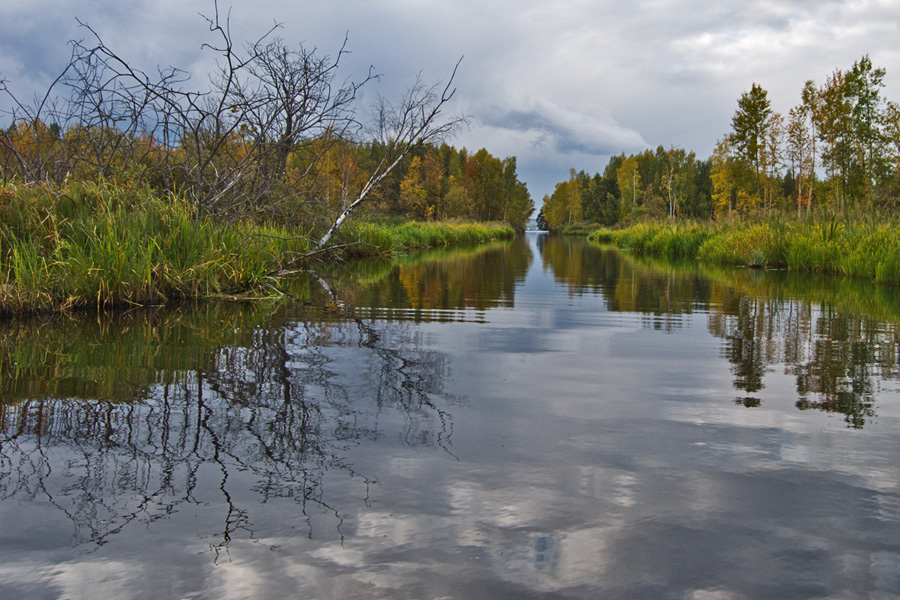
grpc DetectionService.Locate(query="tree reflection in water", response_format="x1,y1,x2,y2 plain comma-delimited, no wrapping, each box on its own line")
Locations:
705,294,897,428
0,302,460,556
544,235,900,429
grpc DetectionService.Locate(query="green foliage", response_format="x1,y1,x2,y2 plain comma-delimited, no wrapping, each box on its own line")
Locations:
544,148,714,231
541,171,579,229
556,222,602,237
369,143,533,230
545,55,900,225
590,217,900,284
341,219,514,254
0,181,304,314
730,83,773,188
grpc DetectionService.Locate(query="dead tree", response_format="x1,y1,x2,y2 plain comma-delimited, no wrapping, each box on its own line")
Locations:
1,2,464,258
0,55,78,184
314,61,464,251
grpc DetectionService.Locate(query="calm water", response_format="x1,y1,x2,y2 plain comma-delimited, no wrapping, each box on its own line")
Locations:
4,234,900,599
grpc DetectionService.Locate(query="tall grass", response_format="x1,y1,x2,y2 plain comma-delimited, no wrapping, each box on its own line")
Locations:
340,220,515,254
589,217,900,284
0,181,516,315
0,180,306,314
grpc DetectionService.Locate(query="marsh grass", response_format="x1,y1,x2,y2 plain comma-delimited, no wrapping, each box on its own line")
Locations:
0,180,304,314
589,217,900,284
556,222,603,237
0,181,515,315
340,220,514,254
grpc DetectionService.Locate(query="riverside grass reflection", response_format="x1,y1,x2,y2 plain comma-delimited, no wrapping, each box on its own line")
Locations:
321,236,533,322
542,235,900,428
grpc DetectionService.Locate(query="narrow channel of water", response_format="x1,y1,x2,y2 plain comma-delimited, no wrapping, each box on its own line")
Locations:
3,233,900,599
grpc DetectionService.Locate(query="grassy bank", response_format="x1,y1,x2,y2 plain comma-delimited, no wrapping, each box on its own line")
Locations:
589,218,900,284
552,222,603,237
0,181,514,316
341,219,515,254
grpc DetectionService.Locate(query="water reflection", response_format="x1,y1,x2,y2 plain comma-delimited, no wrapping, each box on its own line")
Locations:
4,235,900,598
325,237,533,322
540,234,705,331
0,239,539,572
0,300,460,556
541,235,900,428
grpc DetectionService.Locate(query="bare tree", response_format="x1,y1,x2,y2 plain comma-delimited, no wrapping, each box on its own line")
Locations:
63,7,284,216
314,62,464,251
0,54,78,183
245,36,372,181
1,3,464,261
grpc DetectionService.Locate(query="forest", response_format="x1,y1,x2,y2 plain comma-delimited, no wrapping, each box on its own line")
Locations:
540,55,900,230
0,126,533,232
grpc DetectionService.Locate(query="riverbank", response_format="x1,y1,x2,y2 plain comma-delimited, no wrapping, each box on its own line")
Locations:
588,219,900,284
0,181,514,316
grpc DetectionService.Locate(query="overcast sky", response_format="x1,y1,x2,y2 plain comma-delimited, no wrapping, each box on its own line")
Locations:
2,0,898,199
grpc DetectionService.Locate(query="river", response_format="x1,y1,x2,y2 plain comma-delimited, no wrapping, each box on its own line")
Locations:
3,233,900,599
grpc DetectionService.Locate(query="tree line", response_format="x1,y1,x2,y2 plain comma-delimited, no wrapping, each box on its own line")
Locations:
539,149,712,230
390,144,532,227
0,120,532,229
541,54,900,229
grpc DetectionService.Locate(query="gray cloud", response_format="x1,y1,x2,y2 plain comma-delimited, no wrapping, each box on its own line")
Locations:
481,100,648,155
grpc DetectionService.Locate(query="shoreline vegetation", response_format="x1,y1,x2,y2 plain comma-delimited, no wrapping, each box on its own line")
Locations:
0,180,514,317
0,7,531,317
588,218,900,284
539,53,900,287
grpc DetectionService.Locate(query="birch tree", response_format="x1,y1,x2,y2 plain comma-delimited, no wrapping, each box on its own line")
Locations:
787,106,814,216
730,83,772,199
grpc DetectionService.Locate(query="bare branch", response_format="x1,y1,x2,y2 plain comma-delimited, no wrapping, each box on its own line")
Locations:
314,57,465,250
1,4,465,252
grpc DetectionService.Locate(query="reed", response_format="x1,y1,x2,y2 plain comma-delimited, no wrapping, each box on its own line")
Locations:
589,217,900,284
341,220,515,253
0,180,303,314
0,181,516,315
556,222,601,237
